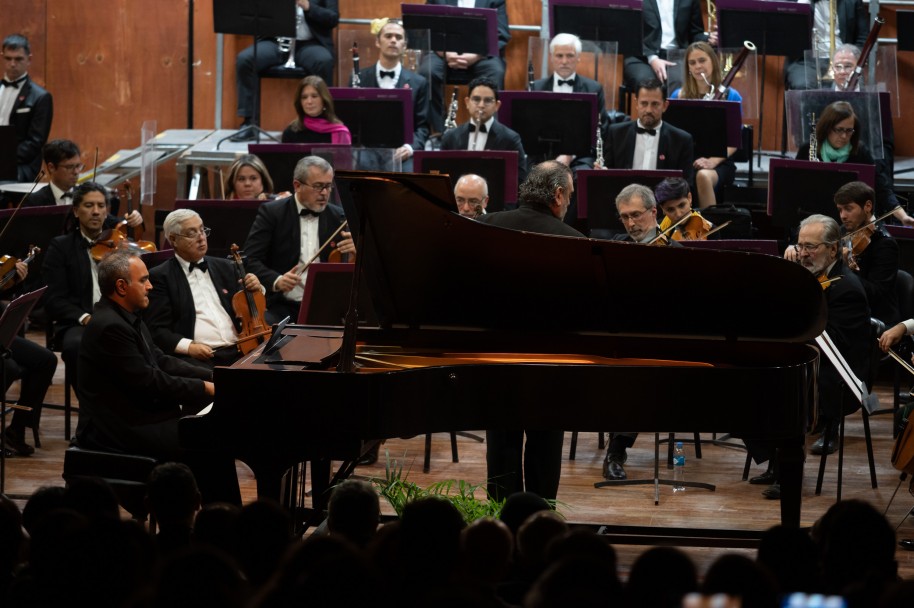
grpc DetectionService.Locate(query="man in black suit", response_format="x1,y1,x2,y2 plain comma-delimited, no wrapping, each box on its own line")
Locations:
424,0,510,136
146,209,264,370
786,0,869,90
477,161,583,501
440,77,528,183
356,19,430,170
1,34,52,182
602,80,694,184
75,250,240,504
23,139,81,207
624,0,712,93
530,33,608,171
231,0,339,142
243,155,354,324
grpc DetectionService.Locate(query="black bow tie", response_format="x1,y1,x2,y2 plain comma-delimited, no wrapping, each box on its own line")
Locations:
379,70,396,79
300,208,322,218
469,123,487,133
0,77,25,89
188,259,208,273
61,190,73,200
636,126,657,136
557,78,575,87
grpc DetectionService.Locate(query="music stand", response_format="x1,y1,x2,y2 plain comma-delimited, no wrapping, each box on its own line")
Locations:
898,11,914,52
329,88,413,148
767,159,875,228
175,199,263,258
401,4,498,58
576,169,682,237
213,0,296,145
664,99,743,158
548,0,643,57
498,91,596,160
248,143,350,192
0,126,17,183
718,0,812,165
298,263,377,327
0,286,46,493
413,150,519,211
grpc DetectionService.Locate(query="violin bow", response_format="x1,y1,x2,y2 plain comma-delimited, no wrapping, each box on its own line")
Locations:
647,212,691,245
294,221,349,278
0,170,46,244
701,220,732,239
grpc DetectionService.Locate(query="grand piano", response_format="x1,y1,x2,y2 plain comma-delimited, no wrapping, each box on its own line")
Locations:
180,170,826,529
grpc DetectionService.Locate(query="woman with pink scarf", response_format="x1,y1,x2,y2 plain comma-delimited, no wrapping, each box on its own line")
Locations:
281,75,352,145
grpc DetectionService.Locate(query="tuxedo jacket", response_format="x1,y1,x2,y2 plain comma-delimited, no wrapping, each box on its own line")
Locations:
243,195,347,306
850,227,899,325
146,256,239,354
426,0,510,55
22,183,57,208
7,77,53,182
440,120,528,183
76,297,211,456
43,230,96,333
358,65,431,151
641,0,707,59
478,205,584,238
603,120,694,183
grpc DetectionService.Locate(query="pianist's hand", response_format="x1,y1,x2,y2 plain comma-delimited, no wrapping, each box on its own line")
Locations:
879,322,907,353
188,342,215,361
203,381,215,397
336,231,356,256
276,266,303,293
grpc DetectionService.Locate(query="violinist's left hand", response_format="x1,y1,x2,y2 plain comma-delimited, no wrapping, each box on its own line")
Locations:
242,272,262,293
124,210,143,227
15,261,27,282
336,231,356,255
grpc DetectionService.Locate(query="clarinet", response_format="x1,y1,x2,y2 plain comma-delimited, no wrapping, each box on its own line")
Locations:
809,112,819,162
444,87,459,132
595,114,604,168
350,42,361,88
527,61,535,91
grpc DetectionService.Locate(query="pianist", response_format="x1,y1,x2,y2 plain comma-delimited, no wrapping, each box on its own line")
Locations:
454,173,489,219
477,161,583,501
243,155,355,324
146,209,264,369
75,250,241,504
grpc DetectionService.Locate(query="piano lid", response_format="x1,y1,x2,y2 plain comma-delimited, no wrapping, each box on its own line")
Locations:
334,171,826,343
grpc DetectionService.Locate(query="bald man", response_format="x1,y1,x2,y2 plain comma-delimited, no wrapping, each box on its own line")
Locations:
454,174,489,219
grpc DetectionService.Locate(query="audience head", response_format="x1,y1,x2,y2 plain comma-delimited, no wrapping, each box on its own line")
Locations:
2,34,31,81
459,517,514,585
164,208,209,262
756,525,821,595
548,33,582,79
225,154,274,199
516,510,569,577
834,180,875,231
151,546,248,608
702,554,778,608
193,502,241,555
21,485,66,535
0,495,23,577
526,555,620,608
616,183,659,242
454,173,489,218
62,476,121,524
518,160,574,220
635,79,669,130
654,177,693,224
465,77,501,124
399,497,466,586
71,181,110,236
816,100,860,156
42,139,83,190
327,479,381,548
626,546,698,608
292,75,341,128
146,462,202,529
233,499,293,588
795,214,841,276
499,491,551,536
292,155,334,213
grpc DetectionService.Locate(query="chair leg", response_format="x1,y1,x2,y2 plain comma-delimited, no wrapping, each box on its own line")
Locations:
862,410,878,489
450,432,459,463
598,432,605,450
568,431,578,460
742,452,752,481
666,433,674,469
693,432,702,459
31,423,40,448
815,421,834,496
836,417,845,502
423,433,432,474
64,366,72,441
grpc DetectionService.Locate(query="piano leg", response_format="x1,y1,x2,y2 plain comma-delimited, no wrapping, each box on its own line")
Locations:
778,436,806,528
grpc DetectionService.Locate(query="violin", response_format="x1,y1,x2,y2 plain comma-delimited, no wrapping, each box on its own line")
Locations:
230,244,272,355
0,246,39,291
648,212,692,246
89,181,157,262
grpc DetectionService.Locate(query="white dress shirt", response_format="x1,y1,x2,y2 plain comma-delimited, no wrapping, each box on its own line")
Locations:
632,120,662,170
173,254,238,353
467,116,494,151
553,72,576,93
376,63,402,89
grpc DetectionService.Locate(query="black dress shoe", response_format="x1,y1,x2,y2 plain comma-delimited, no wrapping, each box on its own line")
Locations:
3,428,34,457
229,125,257,143
762,484,781,500
898,539,914,551
749,469,778,485
357,443,379,466
810,435,838,455
602,454,627,480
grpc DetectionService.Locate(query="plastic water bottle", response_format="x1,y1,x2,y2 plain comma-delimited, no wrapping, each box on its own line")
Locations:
673,442,686,492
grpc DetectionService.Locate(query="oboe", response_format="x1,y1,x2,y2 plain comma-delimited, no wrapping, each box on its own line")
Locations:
350,42,361,88
595,115,604,168
444,87,458,132
809,112,819,162
527,60,535,91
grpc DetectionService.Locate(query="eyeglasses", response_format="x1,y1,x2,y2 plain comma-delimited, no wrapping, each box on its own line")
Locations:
301,182,333,193
175,226,212,240
619,209,650,222
831,127,855,136
456,197,484,207
833,63,855,73
469,96,496,106
793,242,830,254
57,163,84,172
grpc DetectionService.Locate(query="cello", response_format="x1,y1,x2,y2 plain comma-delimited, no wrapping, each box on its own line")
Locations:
229,244,272,355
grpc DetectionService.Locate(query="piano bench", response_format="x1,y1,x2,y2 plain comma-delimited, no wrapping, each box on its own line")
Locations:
62,447,159,529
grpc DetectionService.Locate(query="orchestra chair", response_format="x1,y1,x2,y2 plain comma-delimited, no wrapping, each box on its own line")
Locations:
814,319,882,499
62,446,158,532
43,325,76,442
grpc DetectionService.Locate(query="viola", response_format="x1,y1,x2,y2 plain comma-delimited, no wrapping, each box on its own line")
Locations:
90,222,157,262
0,245,39,291
230,244,272,355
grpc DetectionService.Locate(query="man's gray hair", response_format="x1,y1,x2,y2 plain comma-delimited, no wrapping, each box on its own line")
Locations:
835,44,861,61
549,33,582,54
518,161,572,213
799,214,841,244
163,208,201,243
293,155,333,182
615,183,657,211
454,173,488,197
97,249,139,296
